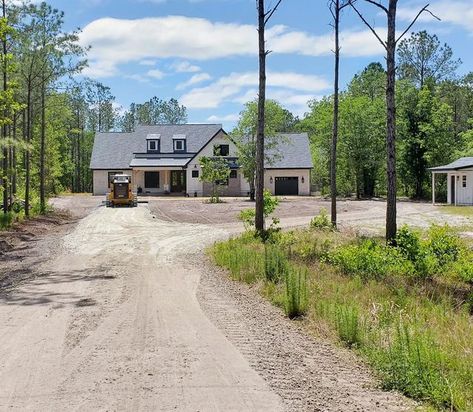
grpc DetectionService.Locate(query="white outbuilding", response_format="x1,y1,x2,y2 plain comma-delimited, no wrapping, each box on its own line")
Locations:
430,157,473,205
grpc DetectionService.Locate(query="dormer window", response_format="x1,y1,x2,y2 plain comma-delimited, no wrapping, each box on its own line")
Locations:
147,134,160,153
173,134,186,152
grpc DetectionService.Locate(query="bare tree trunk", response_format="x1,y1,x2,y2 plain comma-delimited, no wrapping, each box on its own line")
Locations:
2,0,8,214
25,93,31,217
330,0,342,228
255,0,266,233
385,0,397,243
40,77,46,212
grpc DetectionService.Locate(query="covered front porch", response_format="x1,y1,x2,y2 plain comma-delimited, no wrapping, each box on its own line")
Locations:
430,157,473,205
132,168,187,195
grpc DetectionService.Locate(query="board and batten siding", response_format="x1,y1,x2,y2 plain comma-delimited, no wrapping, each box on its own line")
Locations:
447,169,473,205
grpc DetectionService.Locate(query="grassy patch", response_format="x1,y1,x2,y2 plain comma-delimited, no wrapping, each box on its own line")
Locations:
441,205,473,218
210,225,473,411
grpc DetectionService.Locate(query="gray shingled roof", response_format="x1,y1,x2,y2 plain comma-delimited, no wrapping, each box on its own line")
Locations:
90,124,223,169
265,133,313,169
429,157,473,172
129,157,191,167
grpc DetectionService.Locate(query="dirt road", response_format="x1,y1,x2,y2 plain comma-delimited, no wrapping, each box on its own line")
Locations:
0,202,411,411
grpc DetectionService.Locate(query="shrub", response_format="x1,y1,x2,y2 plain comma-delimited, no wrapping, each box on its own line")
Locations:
284,266,308,318
310,208,334,231
427,224,461,266
335,305,362,348
264,243,289,282
0,212,15,229
329,239,414,281
238,190,279,234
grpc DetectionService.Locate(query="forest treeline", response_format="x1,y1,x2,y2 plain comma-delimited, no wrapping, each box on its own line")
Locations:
0,1,187,221
1,0,471,221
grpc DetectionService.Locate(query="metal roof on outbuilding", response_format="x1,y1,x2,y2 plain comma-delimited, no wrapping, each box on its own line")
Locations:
429,157,473,172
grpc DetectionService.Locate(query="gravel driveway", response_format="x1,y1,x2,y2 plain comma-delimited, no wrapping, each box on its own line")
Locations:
0,196,442,410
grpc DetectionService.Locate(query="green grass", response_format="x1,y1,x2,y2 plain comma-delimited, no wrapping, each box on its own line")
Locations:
441,205,473,217
210,227,473,411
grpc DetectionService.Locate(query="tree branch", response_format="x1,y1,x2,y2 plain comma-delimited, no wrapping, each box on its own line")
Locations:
364,0,388,13
349,0,387,50
264,0,283,25
396,5,440,44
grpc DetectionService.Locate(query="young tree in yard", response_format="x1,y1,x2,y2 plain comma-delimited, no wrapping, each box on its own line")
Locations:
232,99,296,201
328,0,349,228
199,156,231,203
398,31,461,88
255,0,283,234
349,0,438,243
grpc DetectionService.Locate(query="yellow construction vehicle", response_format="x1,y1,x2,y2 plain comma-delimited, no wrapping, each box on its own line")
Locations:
106,174,138,207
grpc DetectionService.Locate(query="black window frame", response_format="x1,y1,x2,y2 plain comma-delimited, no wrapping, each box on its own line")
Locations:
173,139,186,152
192,170,199,178
230,170,237,179
213,144,229,156
463,175,467,188
144,171,160,189
147,139,160,153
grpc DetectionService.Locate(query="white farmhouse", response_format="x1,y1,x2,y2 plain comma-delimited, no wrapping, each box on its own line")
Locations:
89,124,313,197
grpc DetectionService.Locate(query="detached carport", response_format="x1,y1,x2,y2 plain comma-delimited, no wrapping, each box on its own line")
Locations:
430,157,473,205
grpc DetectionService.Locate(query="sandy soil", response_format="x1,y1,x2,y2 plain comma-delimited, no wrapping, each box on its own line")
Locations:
149,196,471,233
0,195,440,411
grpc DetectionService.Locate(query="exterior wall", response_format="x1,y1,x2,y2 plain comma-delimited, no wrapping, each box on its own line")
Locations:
186,131,250,196
93,170,131,195
202,170,244,197
448,169,473,205
264,169,311,196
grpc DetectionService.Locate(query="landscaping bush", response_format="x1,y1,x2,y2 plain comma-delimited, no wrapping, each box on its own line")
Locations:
309,208,334,231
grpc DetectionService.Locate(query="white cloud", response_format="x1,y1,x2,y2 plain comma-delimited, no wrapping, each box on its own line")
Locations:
172,61,201,73
398,1,473,34
139,59,157,66
147,69,165,79
207,114,240,122
176,72,212,90
80,16,386,78
124,73,150,83
180,71,330,109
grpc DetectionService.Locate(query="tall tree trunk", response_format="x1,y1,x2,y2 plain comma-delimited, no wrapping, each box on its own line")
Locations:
385,0,398,243
25,94,31,217
2,0,8,214
255,0,266,233
40,77,46,212
331,0,341,228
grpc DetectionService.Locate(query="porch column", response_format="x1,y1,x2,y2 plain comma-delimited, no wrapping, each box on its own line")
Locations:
432,172,435,205
455,174,458,206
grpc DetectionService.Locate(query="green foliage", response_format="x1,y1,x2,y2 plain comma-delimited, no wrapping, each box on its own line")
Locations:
309,208,334,231
210,225,473,410
232,100,297,197
199,156,231,203
284,266,308,319
335,305,362,348
238,189,279,232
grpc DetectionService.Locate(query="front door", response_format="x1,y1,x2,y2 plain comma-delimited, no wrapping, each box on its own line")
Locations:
171,170,186,193
451,175,456,204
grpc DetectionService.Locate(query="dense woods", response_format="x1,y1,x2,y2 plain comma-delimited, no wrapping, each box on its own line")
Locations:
0,1,188,223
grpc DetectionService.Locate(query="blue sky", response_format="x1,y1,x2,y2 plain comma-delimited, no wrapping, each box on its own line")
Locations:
46,0,473,129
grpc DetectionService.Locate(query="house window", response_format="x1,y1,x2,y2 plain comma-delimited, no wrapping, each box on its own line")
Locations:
192,170,199,178
214,144,229,156
148,140,160,152
174,139,185,152
144,171,159,188
108,171,123,188
463,175,467,188
230,170,237,179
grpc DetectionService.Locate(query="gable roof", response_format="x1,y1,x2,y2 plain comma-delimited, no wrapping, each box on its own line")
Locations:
265,133,313,169
429,157,473,172
90,124,223,169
